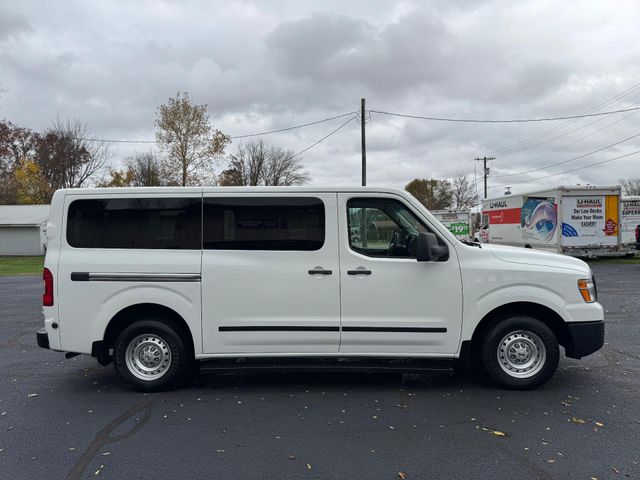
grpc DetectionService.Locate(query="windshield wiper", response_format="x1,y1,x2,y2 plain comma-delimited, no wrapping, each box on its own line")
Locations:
460,239,482,248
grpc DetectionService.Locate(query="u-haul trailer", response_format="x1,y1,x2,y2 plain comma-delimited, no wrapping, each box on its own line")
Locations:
481,185,629,257
432,210,472,241
621,196,640,249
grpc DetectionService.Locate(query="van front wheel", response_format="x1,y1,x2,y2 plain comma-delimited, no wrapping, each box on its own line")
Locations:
479,316,559,389
114,319,192,392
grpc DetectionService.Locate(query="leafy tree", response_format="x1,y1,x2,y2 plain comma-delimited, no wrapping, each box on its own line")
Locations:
98,167,136,187
13,159,50,204
0,121,39,204
451,172,479,209
155,92,230,186
620,178,640,196
220,139,309,186
34,119,110,192
405,178,453,210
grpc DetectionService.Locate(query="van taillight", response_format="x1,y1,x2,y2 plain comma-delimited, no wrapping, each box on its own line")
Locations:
43,268,54,306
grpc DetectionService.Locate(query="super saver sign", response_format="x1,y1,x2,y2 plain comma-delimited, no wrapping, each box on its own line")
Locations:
561,196,618,247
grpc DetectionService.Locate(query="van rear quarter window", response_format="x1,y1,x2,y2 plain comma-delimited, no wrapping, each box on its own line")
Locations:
203,197,325,251
66,198,201,249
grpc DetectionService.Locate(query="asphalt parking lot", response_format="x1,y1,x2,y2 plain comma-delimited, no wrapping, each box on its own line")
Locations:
1,264,639,480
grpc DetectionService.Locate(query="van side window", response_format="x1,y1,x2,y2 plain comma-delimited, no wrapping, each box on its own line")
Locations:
347,198,430,258
203,197,324,251
67,198,201,249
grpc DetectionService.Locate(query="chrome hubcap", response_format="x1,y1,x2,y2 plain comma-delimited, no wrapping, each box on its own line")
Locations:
125,334,172,381
497,330,546,378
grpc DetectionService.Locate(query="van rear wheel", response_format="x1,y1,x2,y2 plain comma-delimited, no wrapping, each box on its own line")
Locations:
114,319,192,392
479,316,559,389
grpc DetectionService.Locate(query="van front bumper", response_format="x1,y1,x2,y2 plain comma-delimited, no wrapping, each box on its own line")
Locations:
36,328,50,350
564,320,604,359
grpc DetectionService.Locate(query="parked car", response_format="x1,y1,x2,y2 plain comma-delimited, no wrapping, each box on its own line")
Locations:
37,187,604,391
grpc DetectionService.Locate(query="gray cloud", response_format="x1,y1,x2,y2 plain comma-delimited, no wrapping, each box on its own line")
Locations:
0,0,639,196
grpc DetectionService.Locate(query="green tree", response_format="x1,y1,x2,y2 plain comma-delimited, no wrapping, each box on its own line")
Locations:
405,178,453,210
155,92,230,186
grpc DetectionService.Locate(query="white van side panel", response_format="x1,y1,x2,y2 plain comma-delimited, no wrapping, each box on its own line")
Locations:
42,189,66,351
457,246,603,346
56,193,202,355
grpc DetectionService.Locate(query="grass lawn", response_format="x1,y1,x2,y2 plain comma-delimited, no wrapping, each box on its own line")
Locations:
0,256,44,276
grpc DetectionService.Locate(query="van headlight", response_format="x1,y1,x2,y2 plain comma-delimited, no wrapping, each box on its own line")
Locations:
578,278,596,303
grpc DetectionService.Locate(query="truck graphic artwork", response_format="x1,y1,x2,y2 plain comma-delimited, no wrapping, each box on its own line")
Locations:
561,195,618,247
521,197,557,243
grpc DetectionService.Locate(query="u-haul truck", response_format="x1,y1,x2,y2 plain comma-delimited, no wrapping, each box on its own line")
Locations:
481,185,628,257
621,196,640,249
432,210,472,241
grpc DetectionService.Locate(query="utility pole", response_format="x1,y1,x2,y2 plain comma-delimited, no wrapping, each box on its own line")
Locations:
475,156,495,199
361,98,366,186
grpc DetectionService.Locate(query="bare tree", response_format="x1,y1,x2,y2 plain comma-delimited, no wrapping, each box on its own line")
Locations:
126,151,164,186
35,119,110,190
451,172,479,209
620,178,640,196
220,139,309,186
156,92,229,186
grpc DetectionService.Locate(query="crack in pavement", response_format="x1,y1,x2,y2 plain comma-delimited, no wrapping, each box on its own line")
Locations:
66,395,164,480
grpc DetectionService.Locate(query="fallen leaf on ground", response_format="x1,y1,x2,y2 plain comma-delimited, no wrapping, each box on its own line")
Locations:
571,417,586,424
287,454,296,460
493,430,506,437
398,473,407,479
594,421,604,427
101,452,110,456
27,393,38,399
611,466,620,474
307,464,312,470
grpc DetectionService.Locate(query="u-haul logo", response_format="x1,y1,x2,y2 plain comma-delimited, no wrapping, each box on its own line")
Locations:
489,200,507,209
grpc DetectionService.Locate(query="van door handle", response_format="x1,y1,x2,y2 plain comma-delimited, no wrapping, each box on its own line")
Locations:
347,269,372,275
308,267,332,275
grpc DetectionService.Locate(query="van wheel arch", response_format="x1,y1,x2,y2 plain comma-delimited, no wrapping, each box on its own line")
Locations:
462,302,570,369
94,303,195,365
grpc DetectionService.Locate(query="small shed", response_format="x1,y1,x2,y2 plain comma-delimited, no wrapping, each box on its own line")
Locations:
0,205,50,255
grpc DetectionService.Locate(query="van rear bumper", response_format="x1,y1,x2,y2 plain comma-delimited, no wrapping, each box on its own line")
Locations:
564,320,604,359
36,328,50,350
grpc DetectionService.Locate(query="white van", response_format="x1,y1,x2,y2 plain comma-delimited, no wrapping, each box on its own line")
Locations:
37,187,604,391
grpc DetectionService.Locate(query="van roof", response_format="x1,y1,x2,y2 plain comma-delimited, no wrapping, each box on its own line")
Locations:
62,186,409,196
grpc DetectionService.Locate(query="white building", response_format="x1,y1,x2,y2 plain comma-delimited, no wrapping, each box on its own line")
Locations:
0,205,50,255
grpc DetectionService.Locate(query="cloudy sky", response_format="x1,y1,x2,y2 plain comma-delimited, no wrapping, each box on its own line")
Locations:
1,0,640,197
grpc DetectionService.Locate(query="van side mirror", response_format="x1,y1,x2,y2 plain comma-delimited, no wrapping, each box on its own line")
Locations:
416,232,448,262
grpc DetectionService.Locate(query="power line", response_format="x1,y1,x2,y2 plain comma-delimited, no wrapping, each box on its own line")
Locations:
230,111,357,139
291,115,358,159
490,100,640,167
490,129,640,179
489,149,640,189
487,80,640,155
80,111,358,144
369,105,640,123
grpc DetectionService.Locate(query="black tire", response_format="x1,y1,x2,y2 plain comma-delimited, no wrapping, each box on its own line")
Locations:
478,316,559,390
113,318,193,392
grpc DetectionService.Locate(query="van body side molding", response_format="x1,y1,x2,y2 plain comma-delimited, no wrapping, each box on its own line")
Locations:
217,326,446,333
342,326,447,333
70,272,201,282
219,326,339,332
